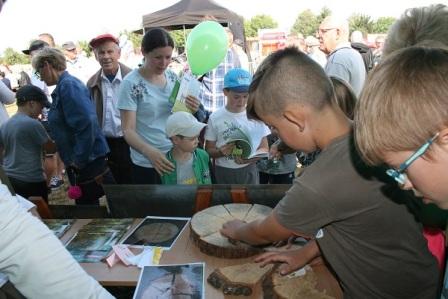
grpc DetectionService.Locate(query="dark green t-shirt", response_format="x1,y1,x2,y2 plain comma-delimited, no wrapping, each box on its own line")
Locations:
275,134,438,299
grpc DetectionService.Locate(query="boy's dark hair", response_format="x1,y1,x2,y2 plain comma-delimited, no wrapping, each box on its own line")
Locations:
247,47,334,121
16,85,49,107
141,28,175,54
330,76,357,120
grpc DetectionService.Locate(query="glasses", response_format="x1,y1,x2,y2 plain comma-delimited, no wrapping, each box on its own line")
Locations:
318,28,337,35
386,133,439,185
33,69,41,80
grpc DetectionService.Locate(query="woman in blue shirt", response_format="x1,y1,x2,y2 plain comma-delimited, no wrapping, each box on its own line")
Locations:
32,47,114,205
118,28,202,184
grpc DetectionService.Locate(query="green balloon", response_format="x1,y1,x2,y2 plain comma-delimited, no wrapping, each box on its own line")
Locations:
186,21,228,76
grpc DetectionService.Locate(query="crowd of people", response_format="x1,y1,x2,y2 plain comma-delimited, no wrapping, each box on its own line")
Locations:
0,0,447,298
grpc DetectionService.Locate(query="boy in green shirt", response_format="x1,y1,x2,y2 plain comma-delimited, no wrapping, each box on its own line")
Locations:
161,112,211,185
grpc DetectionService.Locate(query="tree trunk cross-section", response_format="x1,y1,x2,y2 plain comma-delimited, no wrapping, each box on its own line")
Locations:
263,266,335,299
208,262,275,296
134,222,180,243
190,204,272,258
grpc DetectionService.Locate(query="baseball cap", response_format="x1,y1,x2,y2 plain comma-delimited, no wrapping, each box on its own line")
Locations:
166,112,206,138
16,85,51,108
62,41,76,51
89,34,119,49
224,68,252,92
22,40,49,55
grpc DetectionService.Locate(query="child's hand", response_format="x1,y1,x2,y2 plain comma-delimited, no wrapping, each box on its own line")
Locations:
272,235,297,249
220,219,246,240
219,143,235,156
256,239,321,275
184,95,200,113
269,143,283,160
234,156,257,165
234,156,247,164
254,249,307,275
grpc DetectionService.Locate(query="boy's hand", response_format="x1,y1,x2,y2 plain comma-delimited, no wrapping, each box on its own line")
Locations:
254,249,308,275
219,143,235,156
220,219,246,240
234,156,258,165
269,143,283,160
255,239,322,275
184,95,200,113
273,235,297,249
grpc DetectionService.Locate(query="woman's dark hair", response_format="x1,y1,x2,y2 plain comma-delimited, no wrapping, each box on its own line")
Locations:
141,28,175,53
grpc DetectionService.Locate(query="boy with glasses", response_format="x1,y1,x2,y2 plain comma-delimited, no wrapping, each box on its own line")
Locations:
355,47,448,210
355,45,448,299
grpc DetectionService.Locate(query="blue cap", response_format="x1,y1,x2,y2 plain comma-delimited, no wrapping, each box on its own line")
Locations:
224,68,252,92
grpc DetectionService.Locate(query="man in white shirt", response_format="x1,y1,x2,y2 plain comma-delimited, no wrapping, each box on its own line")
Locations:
87,34,133,184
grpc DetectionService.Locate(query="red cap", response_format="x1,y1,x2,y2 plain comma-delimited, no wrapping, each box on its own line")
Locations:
89,34,119,49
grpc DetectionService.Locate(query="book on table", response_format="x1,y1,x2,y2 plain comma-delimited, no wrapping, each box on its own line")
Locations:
65,218,133,263
42,219,74,239
169,71,201,113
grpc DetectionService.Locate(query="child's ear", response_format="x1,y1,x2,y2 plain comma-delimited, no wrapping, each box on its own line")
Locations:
437,127,448,146
283,104,306,132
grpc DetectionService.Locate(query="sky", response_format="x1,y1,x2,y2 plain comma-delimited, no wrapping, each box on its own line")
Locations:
0,0,442,53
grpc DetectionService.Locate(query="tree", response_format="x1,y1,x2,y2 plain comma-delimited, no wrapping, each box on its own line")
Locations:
349,13,374,34
317,6,332,24
1,48,29,65
244,14,278,38
291,7,332,37
169,29,191,51
291,9,318,36
78,40,93,58
372,16,396,33
120,30,143,50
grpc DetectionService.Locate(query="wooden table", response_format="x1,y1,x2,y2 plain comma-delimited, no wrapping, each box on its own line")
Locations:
62,219,343,298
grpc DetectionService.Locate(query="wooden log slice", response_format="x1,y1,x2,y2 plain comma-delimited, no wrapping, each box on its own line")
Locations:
134,222,180,243
208,262,274,296
190,203,272,258
263,266,334,299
